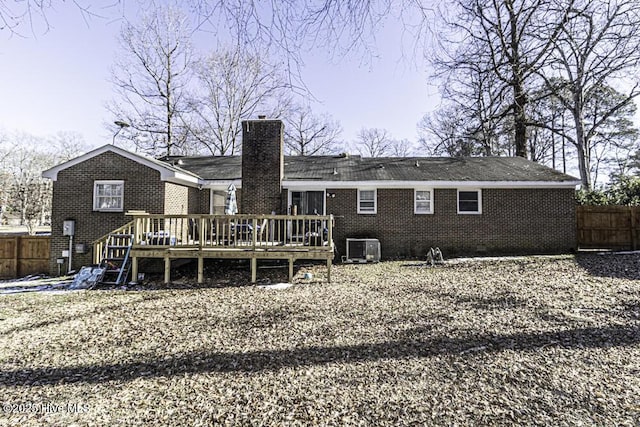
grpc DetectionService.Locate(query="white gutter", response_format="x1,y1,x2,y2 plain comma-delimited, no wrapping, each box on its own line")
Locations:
42,144,206,188
200,179,243,190
281,180,581,190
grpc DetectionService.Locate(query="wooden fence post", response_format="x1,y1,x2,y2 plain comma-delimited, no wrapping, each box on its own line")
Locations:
12,236,18,278
631,206,637,251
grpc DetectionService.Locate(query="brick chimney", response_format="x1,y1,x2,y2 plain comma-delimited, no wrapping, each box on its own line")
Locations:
241,118,284,214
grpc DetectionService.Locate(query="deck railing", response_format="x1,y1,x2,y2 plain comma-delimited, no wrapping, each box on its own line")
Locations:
127,213,333,251
92,220,135,264
93,213,335,283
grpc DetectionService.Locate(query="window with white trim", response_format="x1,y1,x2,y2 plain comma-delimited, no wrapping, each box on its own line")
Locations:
358,189,377,214
414,189,433,214
457,189,482,214
93,180,124,212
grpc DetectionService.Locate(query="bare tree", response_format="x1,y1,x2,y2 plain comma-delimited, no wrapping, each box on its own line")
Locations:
419,100,507,157
433,33,513,157
389,138,417,157
582,85,638,186
419,105,468,156
108,5,195,157
2,133,54,233
433,0,573,158
47,131,92,162
187,47,293,155
283,105,342,155
187,1,421,62
0,1,118,36
0,133,10,225
538,0,640,189
526,81,575,172
354,128,393,157
0,130,99,230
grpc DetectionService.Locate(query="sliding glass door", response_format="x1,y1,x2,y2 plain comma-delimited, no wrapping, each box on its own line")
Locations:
290,191,325,215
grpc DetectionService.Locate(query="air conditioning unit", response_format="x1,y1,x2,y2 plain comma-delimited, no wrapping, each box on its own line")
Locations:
345,238,381,263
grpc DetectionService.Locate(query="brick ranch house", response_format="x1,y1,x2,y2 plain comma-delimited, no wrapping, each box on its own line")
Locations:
42,118,580,275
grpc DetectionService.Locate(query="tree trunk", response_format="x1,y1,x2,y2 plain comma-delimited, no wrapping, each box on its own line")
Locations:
514,87,528,158
166,54,173,157
551,115,556,170
573,112,591,189
571,90,591,189
561,115,567,174
507,0,528,158
166,89,172,157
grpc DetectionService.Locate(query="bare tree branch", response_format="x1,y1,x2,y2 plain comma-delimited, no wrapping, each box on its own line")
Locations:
283,105,343,155
107,5,195,157
186,46,293,155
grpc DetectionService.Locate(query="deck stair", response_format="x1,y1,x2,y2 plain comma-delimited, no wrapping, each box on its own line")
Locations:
98,233,133,285
92,213,335,285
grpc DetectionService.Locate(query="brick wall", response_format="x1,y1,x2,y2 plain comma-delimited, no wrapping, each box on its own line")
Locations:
326,187,576,259
163,182,201,215
241,119,284,214
188,187,201,214
201,189,213,214
49,152,203,274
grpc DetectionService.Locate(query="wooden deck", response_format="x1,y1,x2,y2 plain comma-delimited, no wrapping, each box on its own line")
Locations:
93,212,335,283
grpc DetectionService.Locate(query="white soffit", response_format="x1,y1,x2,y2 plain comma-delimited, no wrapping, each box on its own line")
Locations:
42,144,201,187
201,180,243,190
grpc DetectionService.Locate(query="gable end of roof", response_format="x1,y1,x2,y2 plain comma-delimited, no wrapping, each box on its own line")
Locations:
42,144,201,186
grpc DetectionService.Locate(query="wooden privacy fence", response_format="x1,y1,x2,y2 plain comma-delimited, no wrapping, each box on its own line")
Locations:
576,206,640,250
0,235,50,279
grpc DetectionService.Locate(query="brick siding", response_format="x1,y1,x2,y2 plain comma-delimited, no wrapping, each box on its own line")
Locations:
164,182,201,215
188,187,201,214
241,120,283,214
49,152,204,274
49,140,576,272
325,187,576,259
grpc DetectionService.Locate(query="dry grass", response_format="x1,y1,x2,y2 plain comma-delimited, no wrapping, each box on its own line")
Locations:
0,254,639,426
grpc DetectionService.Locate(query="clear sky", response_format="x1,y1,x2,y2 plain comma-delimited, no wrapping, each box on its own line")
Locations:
0,3,439,151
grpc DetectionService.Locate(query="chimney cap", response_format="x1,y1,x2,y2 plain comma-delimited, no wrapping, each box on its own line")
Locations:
257,115,267,119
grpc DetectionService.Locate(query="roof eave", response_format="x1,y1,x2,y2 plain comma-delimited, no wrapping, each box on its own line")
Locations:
42,144,202,187
200,179,243,190
282,179,582,189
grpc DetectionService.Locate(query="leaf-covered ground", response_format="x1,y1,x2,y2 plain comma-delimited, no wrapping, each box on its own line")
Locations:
0,254,639,426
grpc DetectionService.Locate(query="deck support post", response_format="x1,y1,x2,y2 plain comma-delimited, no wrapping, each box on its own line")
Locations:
197,256,204,283
199,217,205,249
251,257,257,283
164,256,170,284
100,214,336,284
131,257,138,283
288,258,294,282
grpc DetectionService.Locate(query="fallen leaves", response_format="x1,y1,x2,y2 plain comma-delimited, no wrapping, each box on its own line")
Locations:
0,254,639,425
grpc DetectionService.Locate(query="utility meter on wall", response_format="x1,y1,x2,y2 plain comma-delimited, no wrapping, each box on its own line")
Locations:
63,220,75,236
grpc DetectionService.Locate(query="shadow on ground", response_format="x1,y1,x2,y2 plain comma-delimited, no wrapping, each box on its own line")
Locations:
127,258,311,290
2,323,638,387
0,294,164,336
575,252,640,280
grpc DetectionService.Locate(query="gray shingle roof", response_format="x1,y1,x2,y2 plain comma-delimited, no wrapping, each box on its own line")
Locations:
165,156,242,180
168,154,578,183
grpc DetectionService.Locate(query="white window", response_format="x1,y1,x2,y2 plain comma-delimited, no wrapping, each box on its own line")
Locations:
358,189,377,214
457,189,482,214
93,180,124,212
414,189,433,214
